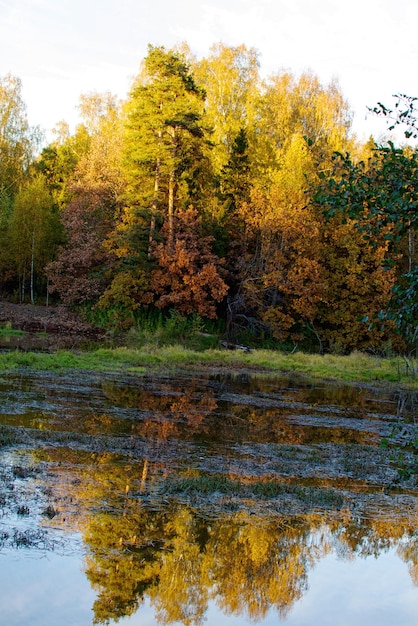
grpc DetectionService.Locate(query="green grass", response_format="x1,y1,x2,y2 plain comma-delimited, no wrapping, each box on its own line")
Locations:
0,323,24,337
0,344,416,386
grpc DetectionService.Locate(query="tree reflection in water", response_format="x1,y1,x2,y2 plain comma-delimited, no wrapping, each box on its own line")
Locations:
82,495,417,625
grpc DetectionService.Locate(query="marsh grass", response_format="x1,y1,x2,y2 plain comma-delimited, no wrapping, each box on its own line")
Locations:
163,475,345,507
0,425,24,447
0,344,416,386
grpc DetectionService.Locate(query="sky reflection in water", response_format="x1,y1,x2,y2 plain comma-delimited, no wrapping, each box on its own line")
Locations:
0,547,416,626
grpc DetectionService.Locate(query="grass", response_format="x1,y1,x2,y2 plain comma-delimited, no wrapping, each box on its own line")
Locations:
0,323,24,337
162,475,345,507
0,425,25,447
0,343,416,387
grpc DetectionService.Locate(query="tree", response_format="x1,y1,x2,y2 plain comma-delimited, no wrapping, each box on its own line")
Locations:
195,43,260,174
122,45,208,252
314,144,418,349
8,174,62,303
254,70,353,186
0,74,40,198
102,45,212,317
45,92,123,308
313,208,397,352
229,184,326,346
36,121,91,208
46,186,116,305
74,92,124,198
218,127,251,213
0,73,42,296
150,206,228,318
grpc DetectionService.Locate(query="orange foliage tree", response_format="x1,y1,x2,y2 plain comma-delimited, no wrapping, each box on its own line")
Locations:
151,207,228,318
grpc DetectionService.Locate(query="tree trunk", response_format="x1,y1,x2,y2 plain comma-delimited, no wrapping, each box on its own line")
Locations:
148,156,160,256
20,269,25,304
408,222,415,273
30,230,35,305
140,459,149,492
167,126,177,254
149,124,162,256
168,167,175,253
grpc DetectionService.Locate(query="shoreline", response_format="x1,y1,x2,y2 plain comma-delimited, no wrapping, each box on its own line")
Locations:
0,344,416,389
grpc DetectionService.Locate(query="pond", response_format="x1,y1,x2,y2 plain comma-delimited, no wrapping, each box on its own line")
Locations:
0,369,417,625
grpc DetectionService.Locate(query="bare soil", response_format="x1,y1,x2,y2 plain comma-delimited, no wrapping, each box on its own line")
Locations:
0,300,101,337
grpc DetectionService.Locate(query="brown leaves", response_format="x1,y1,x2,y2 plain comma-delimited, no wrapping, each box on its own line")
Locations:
46,186,116,304
151,207,228,319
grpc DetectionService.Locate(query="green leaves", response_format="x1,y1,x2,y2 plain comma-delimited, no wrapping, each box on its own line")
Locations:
314,143,418,348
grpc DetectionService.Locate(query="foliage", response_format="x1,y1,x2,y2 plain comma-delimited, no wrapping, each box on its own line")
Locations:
314,144,418,349
103,45,214,318
8,174,62,303
151,207,228,318
121,45,208,242
46,93,124,306
47,186,116,305
36,122,91,208
0,73,40,197
369,93,418,140
194,43,260,173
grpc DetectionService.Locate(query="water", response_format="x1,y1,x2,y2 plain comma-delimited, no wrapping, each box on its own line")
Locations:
0,370,416,625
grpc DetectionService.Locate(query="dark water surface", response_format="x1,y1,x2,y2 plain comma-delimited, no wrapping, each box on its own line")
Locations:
0,370,417,625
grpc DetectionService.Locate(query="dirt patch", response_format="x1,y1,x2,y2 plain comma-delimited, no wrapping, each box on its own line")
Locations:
0,300,102,338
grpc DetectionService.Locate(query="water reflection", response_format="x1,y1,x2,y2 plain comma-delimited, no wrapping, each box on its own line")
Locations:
82,503,418,625
0,371,416,625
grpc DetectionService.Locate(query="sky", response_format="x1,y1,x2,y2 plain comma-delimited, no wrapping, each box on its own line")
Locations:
2,0,418,143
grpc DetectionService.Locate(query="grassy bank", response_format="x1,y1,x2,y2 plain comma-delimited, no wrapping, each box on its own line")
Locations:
0,345,416,386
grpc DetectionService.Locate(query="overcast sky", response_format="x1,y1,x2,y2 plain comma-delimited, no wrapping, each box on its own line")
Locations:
2,0,418,142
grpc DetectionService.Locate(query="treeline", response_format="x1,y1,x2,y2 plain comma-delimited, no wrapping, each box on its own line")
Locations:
0,44,417,353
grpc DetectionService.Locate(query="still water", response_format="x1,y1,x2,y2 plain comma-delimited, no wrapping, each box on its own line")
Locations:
0,370,416,626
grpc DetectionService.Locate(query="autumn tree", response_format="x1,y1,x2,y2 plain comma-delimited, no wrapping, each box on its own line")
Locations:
46,92,123,307
254,70,353,186
102,46,216,319
313,208,397,352
46,186,116,305
8,174,62,303
229,184,325,345
0,73,40,197
74,91,124,196
195,43,260,174
0,74,42,294
150,206,228,318
314,144,418,350
225,71,359,348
